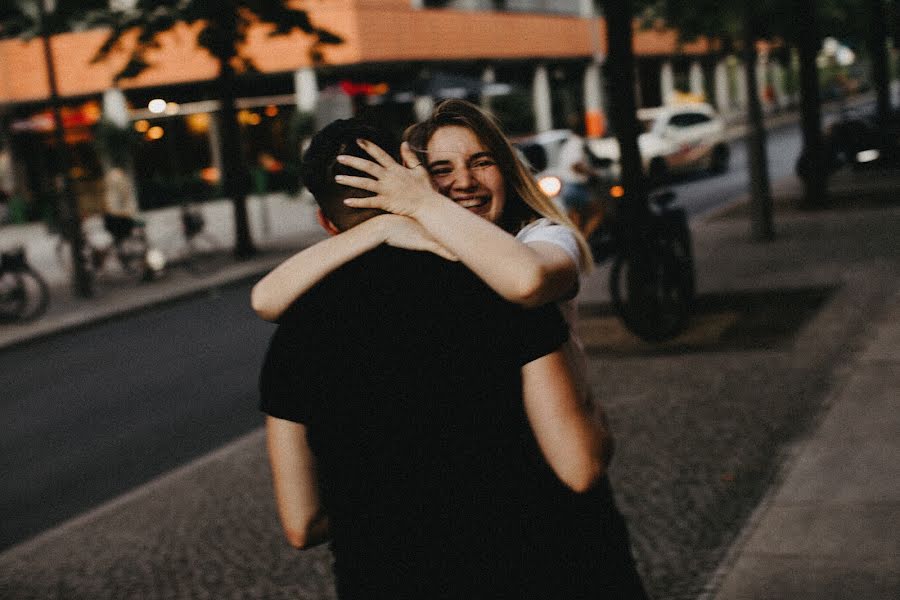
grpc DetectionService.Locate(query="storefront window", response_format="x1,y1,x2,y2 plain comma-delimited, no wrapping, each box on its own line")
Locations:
8,100,104,224
239,105,301,195
131,113,215,209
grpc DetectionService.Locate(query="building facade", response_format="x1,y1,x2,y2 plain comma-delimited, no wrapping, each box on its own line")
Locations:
1,0,768,220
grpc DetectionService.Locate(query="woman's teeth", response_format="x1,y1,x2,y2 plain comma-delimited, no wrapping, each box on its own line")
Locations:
456,197,485,209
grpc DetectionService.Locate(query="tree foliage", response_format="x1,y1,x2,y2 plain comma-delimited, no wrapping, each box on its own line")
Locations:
0,0,109,39
89,0,343,81
639,0,875,49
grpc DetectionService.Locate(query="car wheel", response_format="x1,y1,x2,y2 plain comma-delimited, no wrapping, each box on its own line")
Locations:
710,144,730,174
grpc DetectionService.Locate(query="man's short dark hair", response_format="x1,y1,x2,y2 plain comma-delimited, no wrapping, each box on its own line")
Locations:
301,118,399,231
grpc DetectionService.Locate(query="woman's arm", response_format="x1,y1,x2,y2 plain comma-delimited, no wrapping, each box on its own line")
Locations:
521,349,608,493
251,214,456,322
337,141,578,308
265,416,330,549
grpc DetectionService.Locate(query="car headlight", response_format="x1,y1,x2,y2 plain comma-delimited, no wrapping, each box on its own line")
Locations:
537,175,562,198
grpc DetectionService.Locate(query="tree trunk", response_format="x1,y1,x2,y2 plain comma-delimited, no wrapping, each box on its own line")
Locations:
742,9,775,241
603,0,648,245
795,0,828,208
217,4,256,259
868,0,892,151
38,2,92,297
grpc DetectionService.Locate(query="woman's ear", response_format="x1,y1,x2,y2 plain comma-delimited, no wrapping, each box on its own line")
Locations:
316,209,341,236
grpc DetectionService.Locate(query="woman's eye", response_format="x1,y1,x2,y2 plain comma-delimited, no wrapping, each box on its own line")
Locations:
429,168,452,177
471,159,495,169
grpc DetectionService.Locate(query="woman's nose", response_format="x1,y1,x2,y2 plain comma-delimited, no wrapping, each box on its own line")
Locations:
452,167,476,190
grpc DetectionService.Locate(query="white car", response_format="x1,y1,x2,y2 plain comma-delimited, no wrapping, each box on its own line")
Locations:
587,103,730,182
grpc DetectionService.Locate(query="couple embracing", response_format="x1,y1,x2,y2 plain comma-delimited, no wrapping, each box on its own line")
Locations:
257,99,647,599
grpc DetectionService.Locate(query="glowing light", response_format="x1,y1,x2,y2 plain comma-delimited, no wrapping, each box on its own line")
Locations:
200,167,221,184
164,102,180,115
146,126,164,140
148,99,167,114
537,176,562,198
855,149,880,163
610,185,625,198
264,105,279,117
134,119,150,133
186,112,210,134
238,109,262,125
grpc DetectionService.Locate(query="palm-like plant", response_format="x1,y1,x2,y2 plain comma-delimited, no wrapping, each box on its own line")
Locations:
90,0,342,258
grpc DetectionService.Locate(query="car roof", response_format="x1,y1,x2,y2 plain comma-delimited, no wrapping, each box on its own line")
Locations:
638,103,717,121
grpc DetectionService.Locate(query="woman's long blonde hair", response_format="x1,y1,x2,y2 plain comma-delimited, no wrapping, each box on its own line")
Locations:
404,99,593,271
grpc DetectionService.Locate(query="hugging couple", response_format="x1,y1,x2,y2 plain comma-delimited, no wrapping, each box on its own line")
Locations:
257,99,647,599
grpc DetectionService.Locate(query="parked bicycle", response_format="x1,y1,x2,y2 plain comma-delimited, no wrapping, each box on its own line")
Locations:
589,188,696,342
56,219,164,281
157,202,226,275
0,246,50,322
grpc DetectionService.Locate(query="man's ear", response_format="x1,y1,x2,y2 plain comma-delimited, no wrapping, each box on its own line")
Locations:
316,209,340,236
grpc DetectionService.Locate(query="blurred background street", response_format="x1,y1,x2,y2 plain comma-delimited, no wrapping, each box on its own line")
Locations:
1,1,899,599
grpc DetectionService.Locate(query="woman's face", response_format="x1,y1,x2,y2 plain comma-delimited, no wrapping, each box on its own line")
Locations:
424,125,506,223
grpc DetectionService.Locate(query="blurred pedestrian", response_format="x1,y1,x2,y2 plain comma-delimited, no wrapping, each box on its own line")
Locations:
260,118,605,597
101,166,139,249
254,101,647,597
558,112,608,238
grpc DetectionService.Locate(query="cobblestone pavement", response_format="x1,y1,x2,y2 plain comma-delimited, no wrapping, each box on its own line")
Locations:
1,202,898,599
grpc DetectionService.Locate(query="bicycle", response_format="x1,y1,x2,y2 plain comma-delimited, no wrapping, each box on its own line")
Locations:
158,203,226,275
0,246,50,322
589,189,696,342
56,218,160,281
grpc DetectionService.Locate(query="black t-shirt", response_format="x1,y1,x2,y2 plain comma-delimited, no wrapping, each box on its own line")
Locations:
260,247,568,599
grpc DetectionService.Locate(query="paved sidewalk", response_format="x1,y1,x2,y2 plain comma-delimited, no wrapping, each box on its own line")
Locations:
0,166,898,599
706,290,900,600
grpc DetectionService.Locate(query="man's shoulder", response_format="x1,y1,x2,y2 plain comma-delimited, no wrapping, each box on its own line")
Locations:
278,246,486,327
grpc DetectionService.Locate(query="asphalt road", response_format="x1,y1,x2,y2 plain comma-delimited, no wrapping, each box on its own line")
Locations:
0,118,811,553
675,123,802,218
0,284,277,551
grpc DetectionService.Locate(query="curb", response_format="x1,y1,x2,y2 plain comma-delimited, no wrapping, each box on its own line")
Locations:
0,251,291,352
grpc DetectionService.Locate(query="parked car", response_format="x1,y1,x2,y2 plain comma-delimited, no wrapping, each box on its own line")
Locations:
587,103,730,183
796,106,900,179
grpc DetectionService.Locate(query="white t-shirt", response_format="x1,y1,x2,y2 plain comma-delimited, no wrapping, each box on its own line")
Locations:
516,218,589,402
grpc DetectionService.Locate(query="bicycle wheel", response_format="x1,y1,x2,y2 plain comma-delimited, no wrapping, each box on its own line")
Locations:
664,208,696,307
609,243,691,342
117,236,148,277
184,232,226,275
0,271,26,320
0,269,49,322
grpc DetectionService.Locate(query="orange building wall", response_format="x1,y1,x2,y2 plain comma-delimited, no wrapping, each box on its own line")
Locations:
0,2,713,105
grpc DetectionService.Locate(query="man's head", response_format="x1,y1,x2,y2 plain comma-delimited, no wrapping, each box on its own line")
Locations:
301,118,398,232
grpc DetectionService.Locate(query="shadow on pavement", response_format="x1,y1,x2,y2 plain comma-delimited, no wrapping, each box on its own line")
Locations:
579,286,836,356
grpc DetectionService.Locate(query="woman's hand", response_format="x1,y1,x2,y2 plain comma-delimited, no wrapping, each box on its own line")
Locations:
335,141,444,218
375,214,458,261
